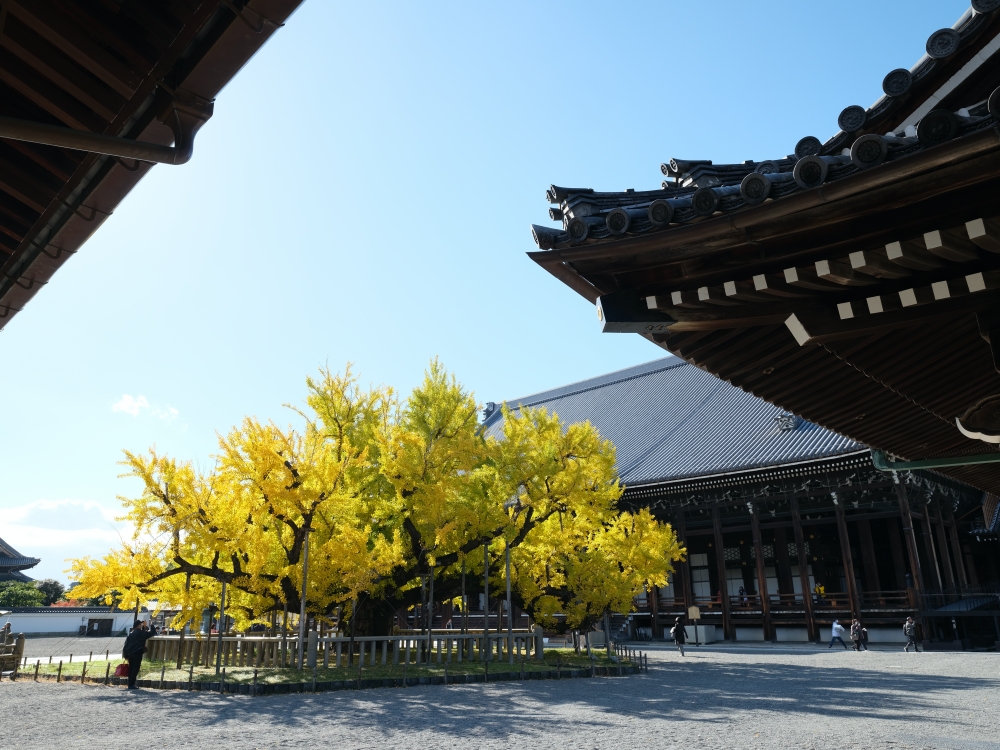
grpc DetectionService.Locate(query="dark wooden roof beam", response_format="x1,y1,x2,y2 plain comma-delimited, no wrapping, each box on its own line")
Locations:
0,16,125,122
0,47,107,132
814,259,878,286
697,285,743,306
753,273,812,298
884,239,944,270
922,228,980,262
722,279,775,303
783,265,846,292
787,287,1000,346
966,217,1000,253
849,248,913,279
8,1,142,98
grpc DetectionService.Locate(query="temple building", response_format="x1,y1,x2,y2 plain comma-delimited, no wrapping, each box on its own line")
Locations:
528,3,1000,646
0,537,39,583
486,359,999,646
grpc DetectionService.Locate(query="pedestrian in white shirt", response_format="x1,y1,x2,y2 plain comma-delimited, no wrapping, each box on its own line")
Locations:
828,619,848,649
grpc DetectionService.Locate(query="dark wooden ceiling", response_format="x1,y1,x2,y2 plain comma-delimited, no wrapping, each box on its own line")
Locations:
0,0,302,326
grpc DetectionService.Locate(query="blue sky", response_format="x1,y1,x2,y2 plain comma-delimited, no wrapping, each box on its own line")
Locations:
0,1,970,583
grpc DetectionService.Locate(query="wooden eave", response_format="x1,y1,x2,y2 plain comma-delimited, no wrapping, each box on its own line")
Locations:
0,0,304,327
530,126,1000,494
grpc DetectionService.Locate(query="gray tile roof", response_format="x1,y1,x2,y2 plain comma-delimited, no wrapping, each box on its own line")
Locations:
483,358,864,486
532,6,1000,250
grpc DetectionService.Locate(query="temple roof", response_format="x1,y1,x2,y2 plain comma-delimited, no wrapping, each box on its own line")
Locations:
482,358,864,487
532,4,1000,251
0,537,40,572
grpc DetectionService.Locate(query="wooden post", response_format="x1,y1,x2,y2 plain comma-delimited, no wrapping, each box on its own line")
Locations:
789,497,816,641
675,510,692,611
831,493,860,619
773,527,795,598
886,519,908,589
921,501,944,591
944,504,969,587
931,501,956,590
711,505,731,640
857,516,881,596
893,474,925,595
749,503,772,641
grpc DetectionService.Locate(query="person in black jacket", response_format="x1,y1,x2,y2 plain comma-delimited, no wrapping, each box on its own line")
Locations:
122,619,157,689
670,616,689,656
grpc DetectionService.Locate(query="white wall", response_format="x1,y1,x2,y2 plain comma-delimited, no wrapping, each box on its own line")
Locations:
2,611,134,635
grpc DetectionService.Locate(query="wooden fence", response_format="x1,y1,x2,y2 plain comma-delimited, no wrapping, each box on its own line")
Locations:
144,628,544,669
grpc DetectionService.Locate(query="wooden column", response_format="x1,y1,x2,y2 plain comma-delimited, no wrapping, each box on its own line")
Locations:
886,519,908,590
712,504,731,641
789,497,816,641
857,516,881,596
931,501,956,590
749,503,772,641
944,504,969,587
921,501,944,591
892,473,924,594
831,493,860,619
773,527,795,597
675,510,692,611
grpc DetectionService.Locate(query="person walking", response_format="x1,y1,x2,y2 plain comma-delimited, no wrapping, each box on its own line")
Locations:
828,619,848,649
850,619,868,651
903,616,920,653
670,617,689,656
122,617,158,689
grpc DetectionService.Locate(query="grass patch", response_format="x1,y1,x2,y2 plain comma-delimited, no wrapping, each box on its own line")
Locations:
26,647,630,685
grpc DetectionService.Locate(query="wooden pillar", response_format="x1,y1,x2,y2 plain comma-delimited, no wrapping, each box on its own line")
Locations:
712,504,731,640
886,519,908,590
944,504,969,588
921,501,944,591
749,503,772,641
789,497,816,641
931,501,956,590
675,510,692,611
893,473,925,594
857,516,881,596
773,527,795,597
831,492,859,619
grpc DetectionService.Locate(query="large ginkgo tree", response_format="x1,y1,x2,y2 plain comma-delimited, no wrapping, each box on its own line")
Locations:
70,361,684,635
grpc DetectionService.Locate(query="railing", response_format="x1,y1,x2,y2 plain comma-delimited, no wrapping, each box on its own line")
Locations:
859,590,910,608
144,629,542,669
920,584,1000,611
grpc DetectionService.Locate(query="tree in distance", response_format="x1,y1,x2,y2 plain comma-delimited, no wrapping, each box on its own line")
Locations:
34,579,65,606
69,361,684,635
0,581,45,607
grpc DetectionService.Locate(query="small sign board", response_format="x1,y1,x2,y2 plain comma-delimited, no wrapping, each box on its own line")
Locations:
687,605,701,621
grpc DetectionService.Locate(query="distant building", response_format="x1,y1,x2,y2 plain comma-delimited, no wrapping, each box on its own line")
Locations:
485,358,997,647
0,537,39,583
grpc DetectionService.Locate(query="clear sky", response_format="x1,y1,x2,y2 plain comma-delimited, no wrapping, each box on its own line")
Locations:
0,1,971,583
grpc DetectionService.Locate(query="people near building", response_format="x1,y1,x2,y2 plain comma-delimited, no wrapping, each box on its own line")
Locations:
903,617,920,653
814,584,826,604
850,619,867,651
122,618,157,689
670,616,688,656
828,619,848,649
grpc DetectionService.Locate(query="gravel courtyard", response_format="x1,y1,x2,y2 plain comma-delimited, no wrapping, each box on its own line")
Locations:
3,644,998,749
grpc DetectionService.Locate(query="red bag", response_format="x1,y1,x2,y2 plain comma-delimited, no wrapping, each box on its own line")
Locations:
114,663,130,677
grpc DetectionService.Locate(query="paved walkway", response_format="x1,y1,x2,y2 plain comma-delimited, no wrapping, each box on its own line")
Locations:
5,645,999,748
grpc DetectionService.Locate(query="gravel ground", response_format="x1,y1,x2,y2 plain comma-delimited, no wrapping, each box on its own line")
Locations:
3,645,998,749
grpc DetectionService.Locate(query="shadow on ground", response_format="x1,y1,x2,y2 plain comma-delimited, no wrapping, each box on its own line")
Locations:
56,654,1000,741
